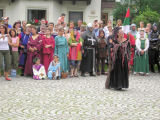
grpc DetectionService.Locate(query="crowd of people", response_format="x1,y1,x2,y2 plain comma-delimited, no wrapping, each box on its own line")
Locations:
0,13,160,90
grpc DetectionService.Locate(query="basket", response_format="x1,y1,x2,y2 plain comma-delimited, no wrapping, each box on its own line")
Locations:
61,72,68,79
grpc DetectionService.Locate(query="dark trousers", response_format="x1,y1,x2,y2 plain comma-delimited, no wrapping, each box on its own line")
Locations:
97,58,105,73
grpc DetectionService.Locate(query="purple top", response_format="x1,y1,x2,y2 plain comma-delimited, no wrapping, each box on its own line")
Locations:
33,64,43,71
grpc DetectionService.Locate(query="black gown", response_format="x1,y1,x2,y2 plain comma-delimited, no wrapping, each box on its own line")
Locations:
148,30,160,72
80,29,97,74
106,40,130,89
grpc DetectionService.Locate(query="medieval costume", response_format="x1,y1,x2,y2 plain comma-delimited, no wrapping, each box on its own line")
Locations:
96,29,107,75
128,34,135,70
33,64,46,80
105,27,130,90
42,35,55,73
54,35,69,73
134,32,149,75
80,23,98,77
68,30,83,77
19,32,31,75
148,24,160,72
24,35,43,76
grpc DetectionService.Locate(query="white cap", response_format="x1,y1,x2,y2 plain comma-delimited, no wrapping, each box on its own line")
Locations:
87,23,93,28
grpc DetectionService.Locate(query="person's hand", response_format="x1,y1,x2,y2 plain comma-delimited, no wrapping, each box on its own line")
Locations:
40,73,44,76
17,29,21,34
10,43,14,46
82,50,84,54
45,45,51,48
1,35,5,39
45,45,49,48
141,50,144,55
20,45,25,48
34,47,37,51
67,53,69,57
6,34,10,38
29,47,34,52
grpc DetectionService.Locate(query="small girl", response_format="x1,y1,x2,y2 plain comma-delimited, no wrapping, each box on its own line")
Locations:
96,29,107,75
48,55,61,80
8,29,19,77
32,57,46,80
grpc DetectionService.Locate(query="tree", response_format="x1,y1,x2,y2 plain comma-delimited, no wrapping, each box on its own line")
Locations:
113,0,137,22
134,0,160,14
132,7,160,27
113,0,160,24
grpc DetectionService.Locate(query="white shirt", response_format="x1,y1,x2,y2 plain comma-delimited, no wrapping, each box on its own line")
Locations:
0,34,10,50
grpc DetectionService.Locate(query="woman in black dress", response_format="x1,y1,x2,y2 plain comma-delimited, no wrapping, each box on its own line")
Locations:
105,27,130,90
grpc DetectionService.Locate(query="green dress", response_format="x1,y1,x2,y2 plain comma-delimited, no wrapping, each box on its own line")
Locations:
54,36,69,72
134,39,149,74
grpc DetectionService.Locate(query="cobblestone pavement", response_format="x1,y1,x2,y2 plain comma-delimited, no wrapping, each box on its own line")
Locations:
0,73,160,120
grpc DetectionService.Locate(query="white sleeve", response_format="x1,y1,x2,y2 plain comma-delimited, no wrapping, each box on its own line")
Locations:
39,66,46,77
33,68,39,76
144,38,149,51
136,38,142,51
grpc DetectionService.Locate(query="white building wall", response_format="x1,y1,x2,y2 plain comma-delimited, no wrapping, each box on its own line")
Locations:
0,0,102,25
59,0,101,24
84,0,101,23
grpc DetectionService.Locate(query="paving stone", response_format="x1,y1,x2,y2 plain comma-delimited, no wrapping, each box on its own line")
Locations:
0,74,160,120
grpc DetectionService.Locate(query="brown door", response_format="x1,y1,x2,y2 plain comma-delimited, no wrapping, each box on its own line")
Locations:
101,13,108,25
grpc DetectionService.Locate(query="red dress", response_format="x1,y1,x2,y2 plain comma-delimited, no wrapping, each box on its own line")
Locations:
42,36,55,73
24,35,43,76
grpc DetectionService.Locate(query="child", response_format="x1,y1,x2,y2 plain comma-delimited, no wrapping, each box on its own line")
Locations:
32,57,46,80
8,29,19,77
96,29,107,75
48,55,61,80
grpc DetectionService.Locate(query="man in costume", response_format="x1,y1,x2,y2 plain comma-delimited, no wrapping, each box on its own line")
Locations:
80,23,98,77
148,24,160,73
129,23,137,72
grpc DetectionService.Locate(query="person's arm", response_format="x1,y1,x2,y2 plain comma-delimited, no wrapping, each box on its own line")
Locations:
65,37,69,54
54,36,58,55
8,35,13,46
144,38,149,52
136,38,142,52
35,35,43,51
33,67,39,76
12,37,19,47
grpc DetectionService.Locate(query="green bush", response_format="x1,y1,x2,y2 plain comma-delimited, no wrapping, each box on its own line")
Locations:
132,7,160,27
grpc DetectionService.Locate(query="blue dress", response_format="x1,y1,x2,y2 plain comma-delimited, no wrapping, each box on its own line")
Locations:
19,32,31,67
54,36,69,72
48,61,61,79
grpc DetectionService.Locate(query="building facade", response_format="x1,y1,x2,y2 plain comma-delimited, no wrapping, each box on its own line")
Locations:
0,0,119,25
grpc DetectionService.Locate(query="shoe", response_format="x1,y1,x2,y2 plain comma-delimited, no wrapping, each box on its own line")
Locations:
90,74,96,76
116,88,122,90
56,76,60,80
81,73,86,77
70,75,74,78
5,77,11,81
101,72,106,75
74,74,79,77
97,72,100,76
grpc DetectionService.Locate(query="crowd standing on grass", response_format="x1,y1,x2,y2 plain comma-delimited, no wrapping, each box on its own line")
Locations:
0,13,160,90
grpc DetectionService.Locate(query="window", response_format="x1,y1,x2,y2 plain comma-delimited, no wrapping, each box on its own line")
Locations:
69,11,83,24
0,9,3,18
27,9,46,22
